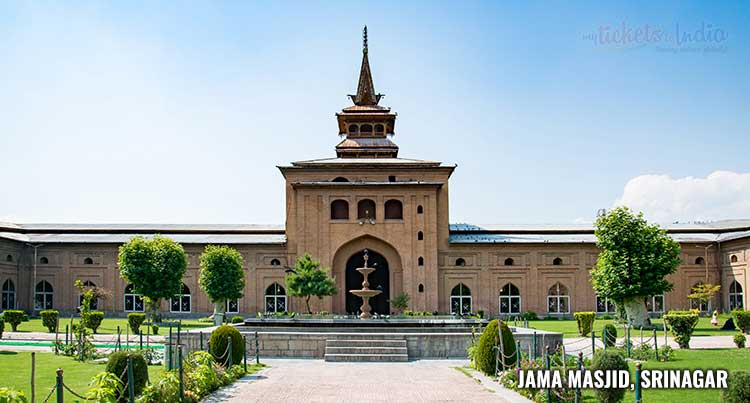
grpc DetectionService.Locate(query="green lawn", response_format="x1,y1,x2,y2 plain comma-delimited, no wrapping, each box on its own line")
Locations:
5,317,214,335
0,351,165,401
581,348,749,402
522,314,736,338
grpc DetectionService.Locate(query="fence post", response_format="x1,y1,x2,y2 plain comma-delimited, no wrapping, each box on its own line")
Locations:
126,323,129,350
603,327,608,350
168,324,173,370
227,336,233,369
127,357,135,403
653,328,659,361
544,346,551,403
494,337,500,375
627,325,631,358
498,325,506,371
178,344,184,402
54,322,59,355
255,331,260,364
200,331,204,351
31,352,36,403
65,324,69,346
139,331,143,350
56,369,64,403
574,351,583,403
516,340,521,367
117,326,121,352
634,362,642,403
532,331,537,359
244,335,248,372
591,330,596,355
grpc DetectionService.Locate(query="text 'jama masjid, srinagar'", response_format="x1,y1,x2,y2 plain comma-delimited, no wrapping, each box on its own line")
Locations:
1,30,748,320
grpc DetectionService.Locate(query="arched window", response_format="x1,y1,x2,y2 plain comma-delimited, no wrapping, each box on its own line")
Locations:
348,124,358,134
504,258,514,266
265,283,287,313
547,282,569,314
331,200,349,220
270,259,281,266
645,294,664,313
689,282,708,312
417,231,424,241
35,280,54,310
78,280,98,310
729,280,744,310
418,257,424,266
5,255,12,262
332,176,349,182
450,283,472,316
357,199,376,220
552,257,563,266
2,279,15,310
455,258,466,267
226,299,239,314
418,284,424,293
360,124,373,133
124,284,144,312
171,284,191,313
499,283,521,314
731,255,739,263
83,257,94,265
417,205,423,214
384,199,403,220
374,124,384,133
695,257,705,265
40,257,49,264
596,296,615,313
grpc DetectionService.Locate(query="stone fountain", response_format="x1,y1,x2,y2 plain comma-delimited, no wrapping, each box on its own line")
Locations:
349,249,382,319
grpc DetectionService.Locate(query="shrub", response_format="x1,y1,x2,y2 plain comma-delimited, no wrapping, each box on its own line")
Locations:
519,311,537,320
127,313,146,334
209,325,244,366
723,371,750,403
733,310,750,334
390,292,410,313
602,323,617,347
105,351,149,399
591,350,628,403
2,310,25,332
0,317,4,338
230,315,244,324
152,324,159,335
82,311,104,334
474,320,516,375
573,311,596,336
735,333,746,349
658,345,675,362
663,311,699,349
40,310,59,333
0,386,27,402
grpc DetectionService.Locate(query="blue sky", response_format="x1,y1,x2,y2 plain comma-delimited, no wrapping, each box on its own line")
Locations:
1,1,748,225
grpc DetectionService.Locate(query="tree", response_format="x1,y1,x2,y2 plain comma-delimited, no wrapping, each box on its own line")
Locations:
591,207,681,328
199,245,245,326
118,236,187,323
688,283,721,313
285,253,337,314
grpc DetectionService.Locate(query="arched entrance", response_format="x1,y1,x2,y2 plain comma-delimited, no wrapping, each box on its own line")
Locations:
346,250,390,315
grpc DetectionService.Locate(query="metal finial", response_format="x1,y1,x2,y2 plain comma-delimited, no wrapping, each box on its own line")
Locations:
363,249,369,267
363,26,368,53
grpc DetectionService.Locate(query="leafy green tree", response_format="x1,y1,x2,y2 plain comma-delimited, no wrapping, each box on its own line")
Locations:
591,207,681,328
199,245,245,325
285,253,337,314
688,283,721,313
118,236,187,323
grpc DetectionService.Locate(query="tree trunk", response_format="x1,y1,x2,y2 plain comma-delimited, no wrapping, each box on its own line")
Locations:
623,298,651,328
305,296,312,314
214,301,226,326
147,298,162,325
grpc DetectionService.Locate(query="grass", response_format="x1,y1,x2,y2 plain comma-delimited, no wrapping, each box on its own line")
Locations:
581,348,749,402
4,317,214,335
0,351,164,401
521,314,736,338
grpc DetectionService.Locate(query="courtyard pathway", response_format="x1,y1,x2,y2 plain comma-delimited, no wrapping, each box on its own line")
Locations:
205,359,522,403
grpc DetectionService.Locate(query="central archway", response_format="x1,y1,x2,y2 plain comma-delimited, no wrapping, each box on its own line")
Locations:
346,250,390,315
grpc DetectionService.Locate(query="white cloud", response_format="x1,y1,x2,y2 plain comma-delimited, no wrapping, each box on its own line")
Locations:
614,171,750,223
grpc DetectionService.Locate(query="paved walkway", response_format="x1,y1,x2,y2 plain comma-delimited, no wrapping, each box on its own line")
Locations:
206,359,516,403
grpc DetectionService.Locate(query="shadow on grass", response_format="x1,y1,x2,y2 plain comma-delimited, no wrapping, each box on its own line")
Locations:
0,351,19,355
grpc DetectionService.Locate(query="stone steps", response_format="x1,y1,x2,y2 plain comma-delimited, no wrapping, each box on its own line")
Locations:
324,339,408,362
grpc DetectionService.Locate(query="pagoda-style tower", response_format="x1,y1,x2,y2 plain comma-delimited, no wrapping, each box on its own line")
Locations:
335,26,399,158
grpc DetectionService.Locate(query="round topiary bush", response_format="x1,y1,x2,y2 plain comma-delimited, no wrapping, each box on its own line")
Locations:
734,333,746,349
210,324,244,366
723,371,750,403
231,315,244,324
82,311,104,334
474,319,516,375
40,310,59,333
106,351,149,398
591,350,628,403
602,323,617,347
127,313,146,334
2,310,25,332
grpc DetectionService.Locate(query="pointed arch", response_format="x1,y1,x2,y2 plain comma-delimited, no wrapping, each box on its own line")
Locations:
450,283,472,316
499,282,521,314
265,282,287,313
547,282,569,314
2,279,15,310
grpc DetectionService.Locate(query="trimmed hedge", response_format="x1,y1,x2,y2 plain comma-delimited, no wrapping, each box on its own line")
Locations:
733,310,750,334
127,313,146,334
40,310,59,332
2,310,25,332
591,350,628,403
663,311,700,349
230,315,244,324
82,311,104,334
106,351,149,399
475,319,516,375
723,371,750,403
210,325,245,366
735,333,746,349
602,323,617,347
573,311,596,336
